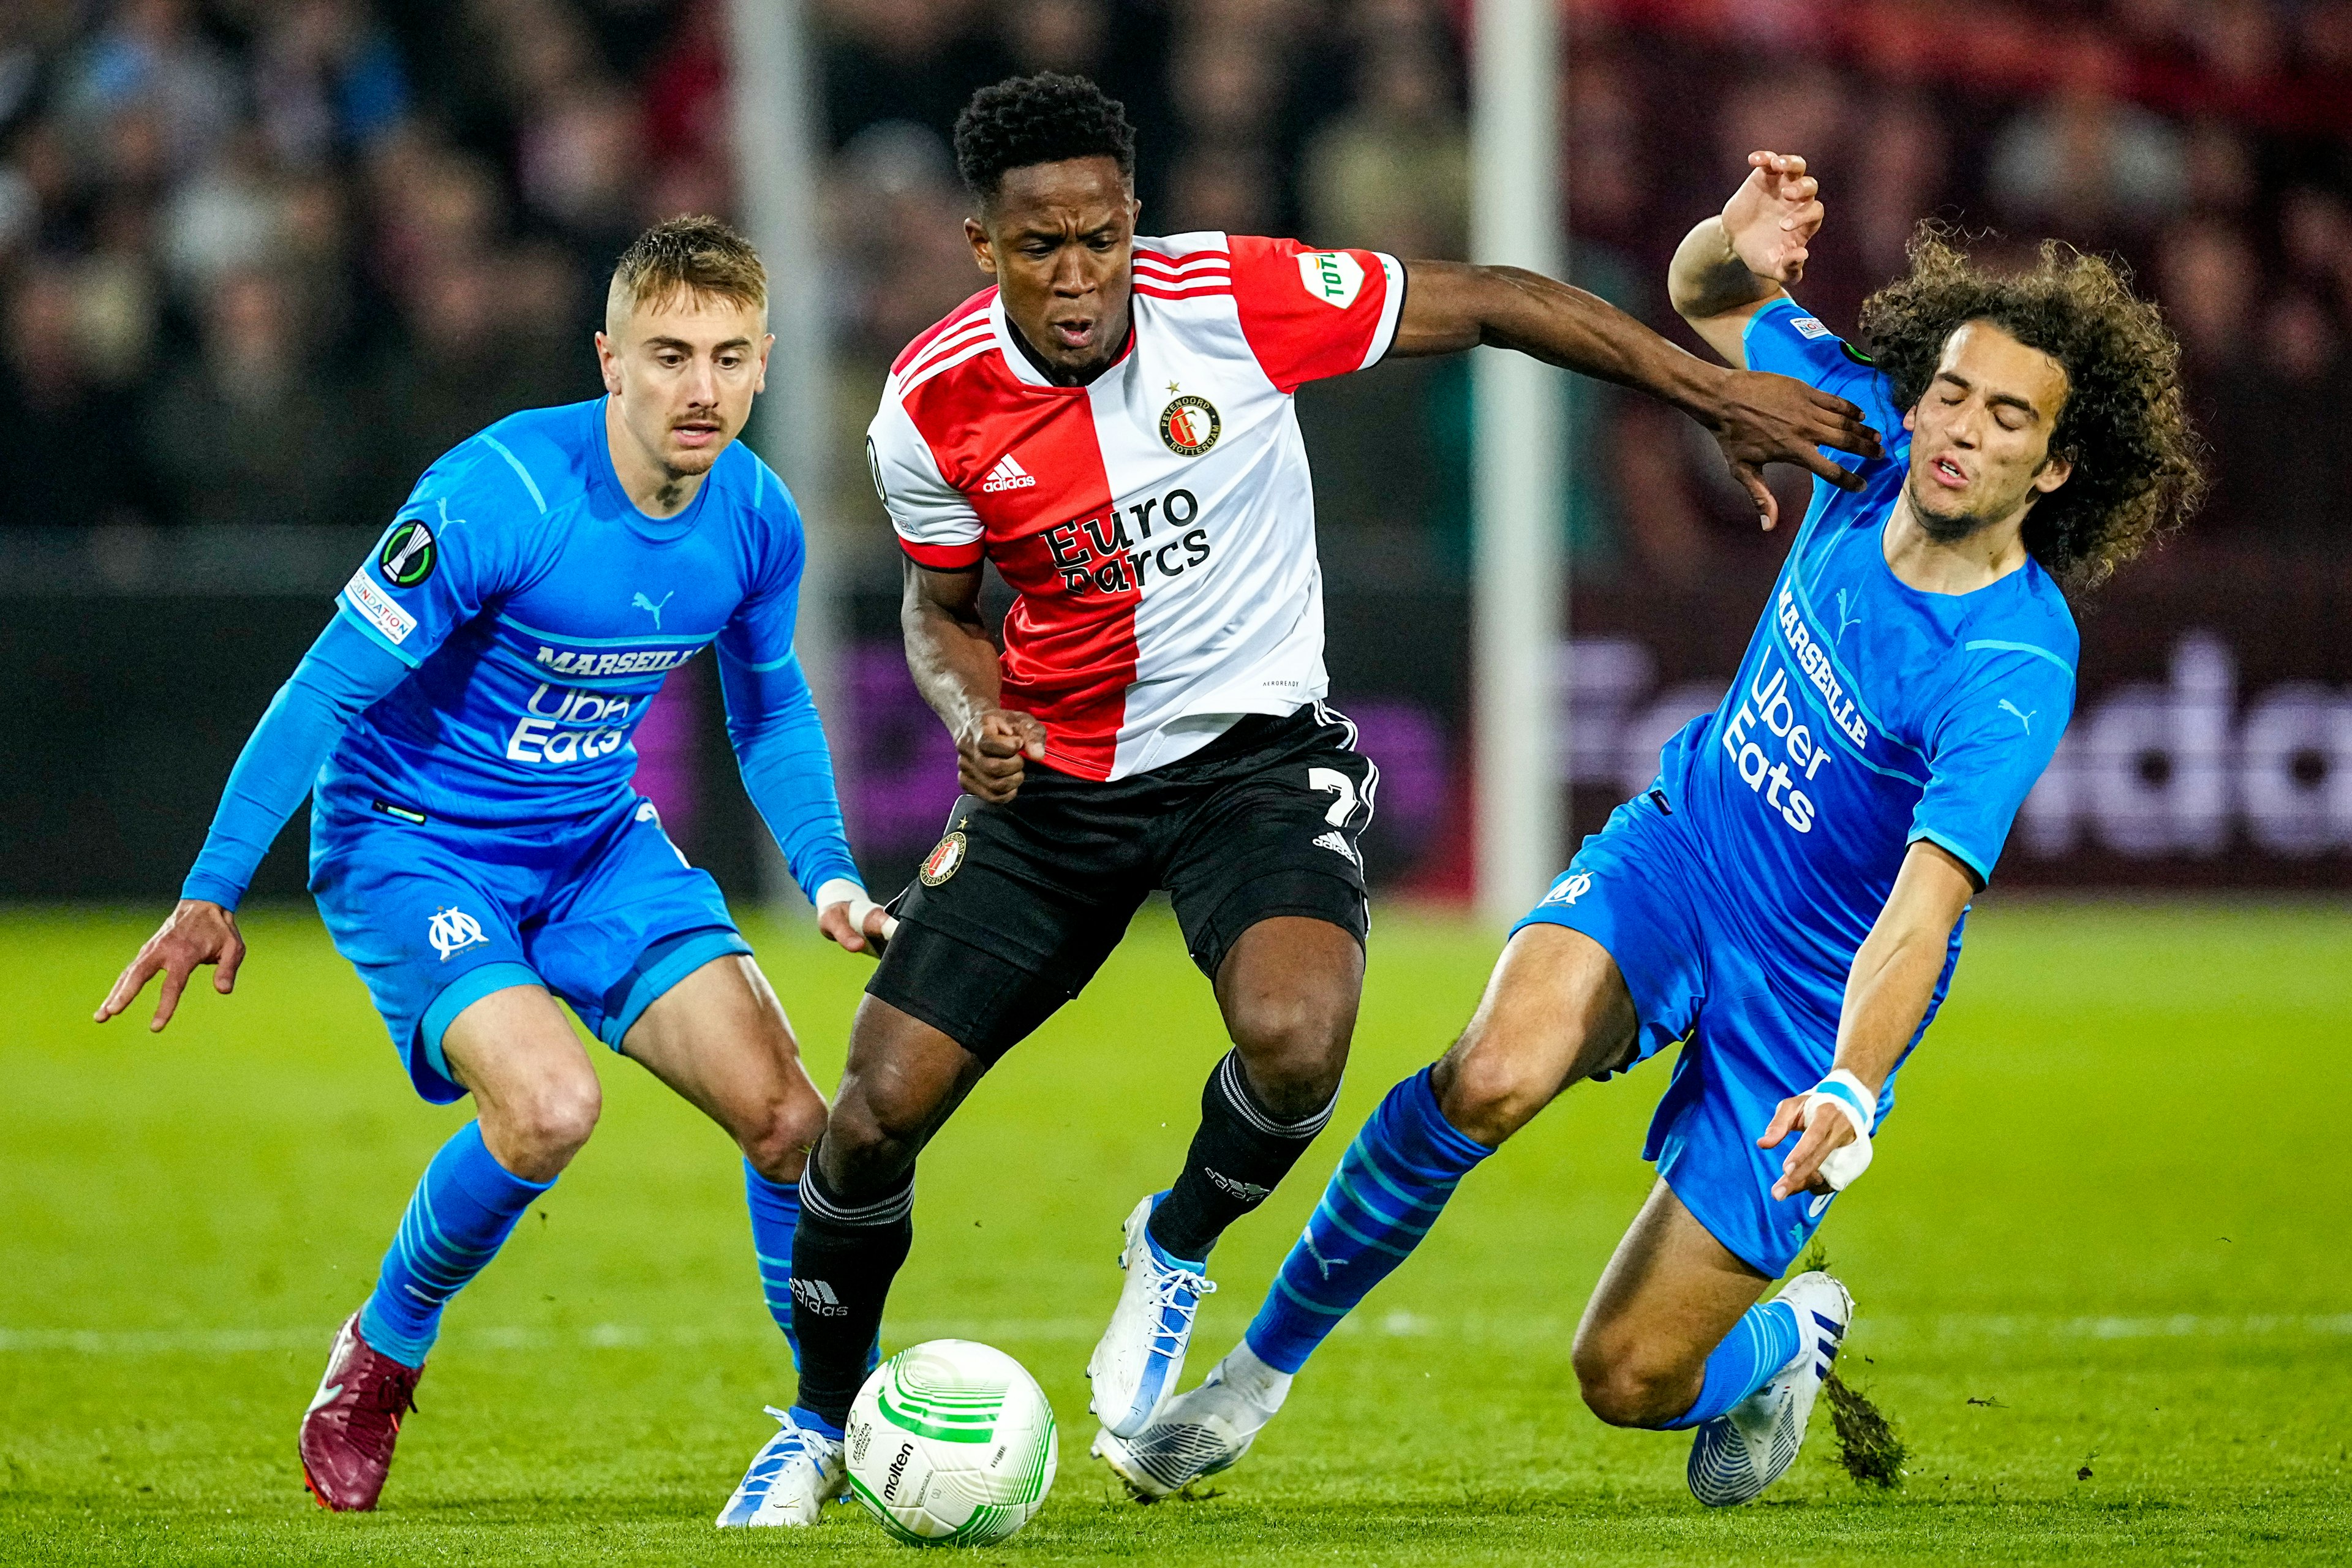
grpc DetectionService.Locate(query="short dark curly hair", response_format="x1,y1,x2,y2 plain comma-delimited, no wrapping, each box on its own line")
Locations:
953,73,1136,203
1855,226,2206,592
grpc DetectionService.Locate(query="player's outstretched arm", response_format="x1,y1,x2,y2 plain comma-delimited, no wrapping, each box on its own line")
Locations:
1759,841,1977,1198
1670,151,1826,368
95,899,246,1032
901,559,1046,804
1391,204,1876,528
94,616,410,1032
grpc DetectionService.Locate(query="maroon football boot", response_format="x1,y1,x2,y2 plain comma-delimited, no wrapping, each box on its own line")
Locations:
298,1312,424,1510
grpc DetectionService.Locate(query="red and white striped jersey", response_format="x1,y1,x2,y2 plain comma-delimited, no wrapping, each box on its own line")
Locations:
866,232,1405,781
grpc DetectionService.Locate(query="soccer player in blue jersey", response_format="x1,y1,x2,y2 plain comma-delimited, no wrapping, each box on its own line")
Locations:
1097,151,2204,1506
92,217,895,1518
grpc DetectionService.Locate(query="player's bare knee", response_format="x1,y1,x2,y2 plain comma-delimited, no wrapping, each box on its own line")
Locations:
1431,1038,1550,1147
1229,998,1351,1116
740,1084,825,1183
816,1089,922,1197
1574,1346,1695,1429
486,1070,601,1178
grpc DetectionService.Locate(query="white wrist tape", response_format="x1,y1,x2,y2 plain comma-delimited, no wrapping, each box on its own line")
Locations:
1800,1068,1877,1191
814,878,899,944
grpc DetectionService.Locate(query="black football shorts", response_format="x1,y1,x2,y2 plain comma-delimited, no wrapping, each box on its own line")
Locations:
865,704,1376,1063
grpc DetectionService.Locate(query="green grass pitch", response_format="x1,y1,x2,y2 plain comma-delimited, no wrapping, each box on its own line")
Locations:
4,899,2348,1564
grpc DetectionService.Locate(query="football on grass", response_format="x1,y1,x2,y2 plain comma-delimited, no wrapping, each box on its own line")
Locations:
845,1339,1058,1546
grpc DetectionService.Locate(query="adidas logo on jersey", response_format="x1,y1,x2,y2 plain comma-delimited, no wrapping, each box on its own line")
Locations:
1313,830,1359,866
981,453,1038,492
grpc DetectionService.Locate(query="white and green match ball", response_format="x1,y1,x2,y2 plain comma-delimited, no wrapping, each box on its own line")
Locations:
844,1339,1058,1547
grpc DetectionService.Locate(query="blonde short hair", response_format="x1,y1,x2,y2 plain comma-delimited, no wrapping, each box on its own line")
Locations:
605,214,767,330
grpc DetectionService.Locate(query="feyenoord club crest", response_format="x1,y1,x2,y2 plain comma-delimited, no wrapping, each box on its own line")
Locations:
1159,394,1220,457
919,831,968,886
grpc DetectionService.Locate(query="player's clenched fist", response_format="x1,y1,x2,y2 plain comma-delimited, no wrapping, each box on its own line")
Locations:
95,897,245,1033
957,708,1049,802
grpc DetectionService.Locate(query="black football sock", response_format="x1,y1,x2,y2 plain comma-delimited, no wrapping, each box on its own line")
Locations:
1147,1049,1340,1264
789,1152,914,1429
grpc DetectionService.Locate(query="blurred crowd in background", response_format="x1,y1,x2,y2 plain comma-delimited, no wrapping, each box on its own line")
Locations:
2,0,2348,582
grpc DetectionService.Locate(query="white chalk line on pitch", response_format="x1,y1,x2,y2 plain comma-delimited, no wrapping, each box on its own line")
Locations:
4,1311,2350,1356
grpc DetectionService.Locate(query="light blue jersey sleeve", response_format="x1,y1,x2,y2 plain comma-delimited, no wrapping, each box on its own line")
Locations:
1908,644,2077,886
180,617,413,910
715,476,861,898
179,442,540,908
1741,296,1904,470
333,447,537,666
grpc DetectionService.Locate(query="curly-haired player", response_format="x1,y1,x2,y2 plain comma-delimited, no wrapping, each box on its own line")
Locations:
1106,151,2203,1508
720,77,1887,1525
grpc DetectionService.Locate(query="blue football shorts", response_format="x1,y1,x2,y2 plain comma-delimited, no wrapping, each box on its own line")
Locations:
1512,788,1913,1276
309,790,751,1104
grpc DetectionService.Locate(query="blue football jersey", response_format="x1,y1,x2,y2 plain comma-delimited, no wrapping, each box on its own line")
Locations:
1651,298,2080,987
327,398,809,825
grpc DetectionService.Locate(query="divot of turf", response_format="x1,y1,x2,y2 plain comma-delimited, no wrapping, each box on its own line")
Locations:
1825,1370,1907,1488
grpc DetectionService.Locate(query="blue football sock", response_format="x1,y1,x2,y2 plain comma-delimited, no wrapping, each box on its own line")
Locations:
744,1161,802,1369
1244,1066,1492,1374
359,1121,551,1368
786,1404,843,1439
1653,1299,1803,1430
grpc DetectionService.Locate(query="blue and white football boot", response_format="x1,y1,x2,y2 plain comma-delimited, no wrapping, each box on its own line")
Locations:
1092,1342,1291,1501
1087,1193,1216,1438
714,1405,845,1528
1687,1270,1855,1507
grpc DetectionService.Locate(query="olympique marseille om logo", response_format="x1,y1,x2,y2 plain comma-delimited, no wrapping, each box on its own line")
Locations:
427,905,489,962
1544,872,1594,907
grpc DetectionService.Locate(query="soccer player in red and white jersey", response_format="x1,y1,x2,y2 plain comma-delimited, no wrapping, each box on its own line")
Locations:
744,74,1881,1525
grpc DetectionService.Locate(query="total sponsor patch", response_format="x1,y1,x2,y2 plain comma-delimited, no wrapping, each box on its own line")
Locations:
1297,249,1364,310
343,568,417,645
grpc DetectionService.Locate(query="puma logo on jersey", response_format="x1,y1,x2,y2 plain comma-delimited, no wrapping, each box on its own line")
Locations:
631,590,674,627
1833,588,1863,646
1999,698,2036,733
980,453,1038,492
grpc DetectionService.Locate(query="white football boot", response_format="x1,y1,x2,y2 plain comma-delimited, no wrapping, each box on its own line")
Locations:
1686,1270,1854,1507
1087,1193,1216,1438
1093,1343,1291,1501
714,1405,846,1528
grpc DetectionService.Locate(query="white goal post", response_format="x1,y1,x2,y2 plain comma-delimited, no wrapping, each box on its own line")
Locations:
1470,0,1566,922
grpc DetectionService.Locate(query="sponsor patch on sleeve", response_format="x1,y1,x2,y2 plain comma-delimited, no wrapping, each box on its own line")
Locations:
1791,315,1834,339
1296,249,1365,310
343,567,417,646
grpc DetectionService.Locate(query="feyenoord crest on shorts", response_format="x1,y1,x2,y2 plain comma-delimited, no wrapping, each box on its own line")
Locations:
869,233,1406,783
919,831,967,886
